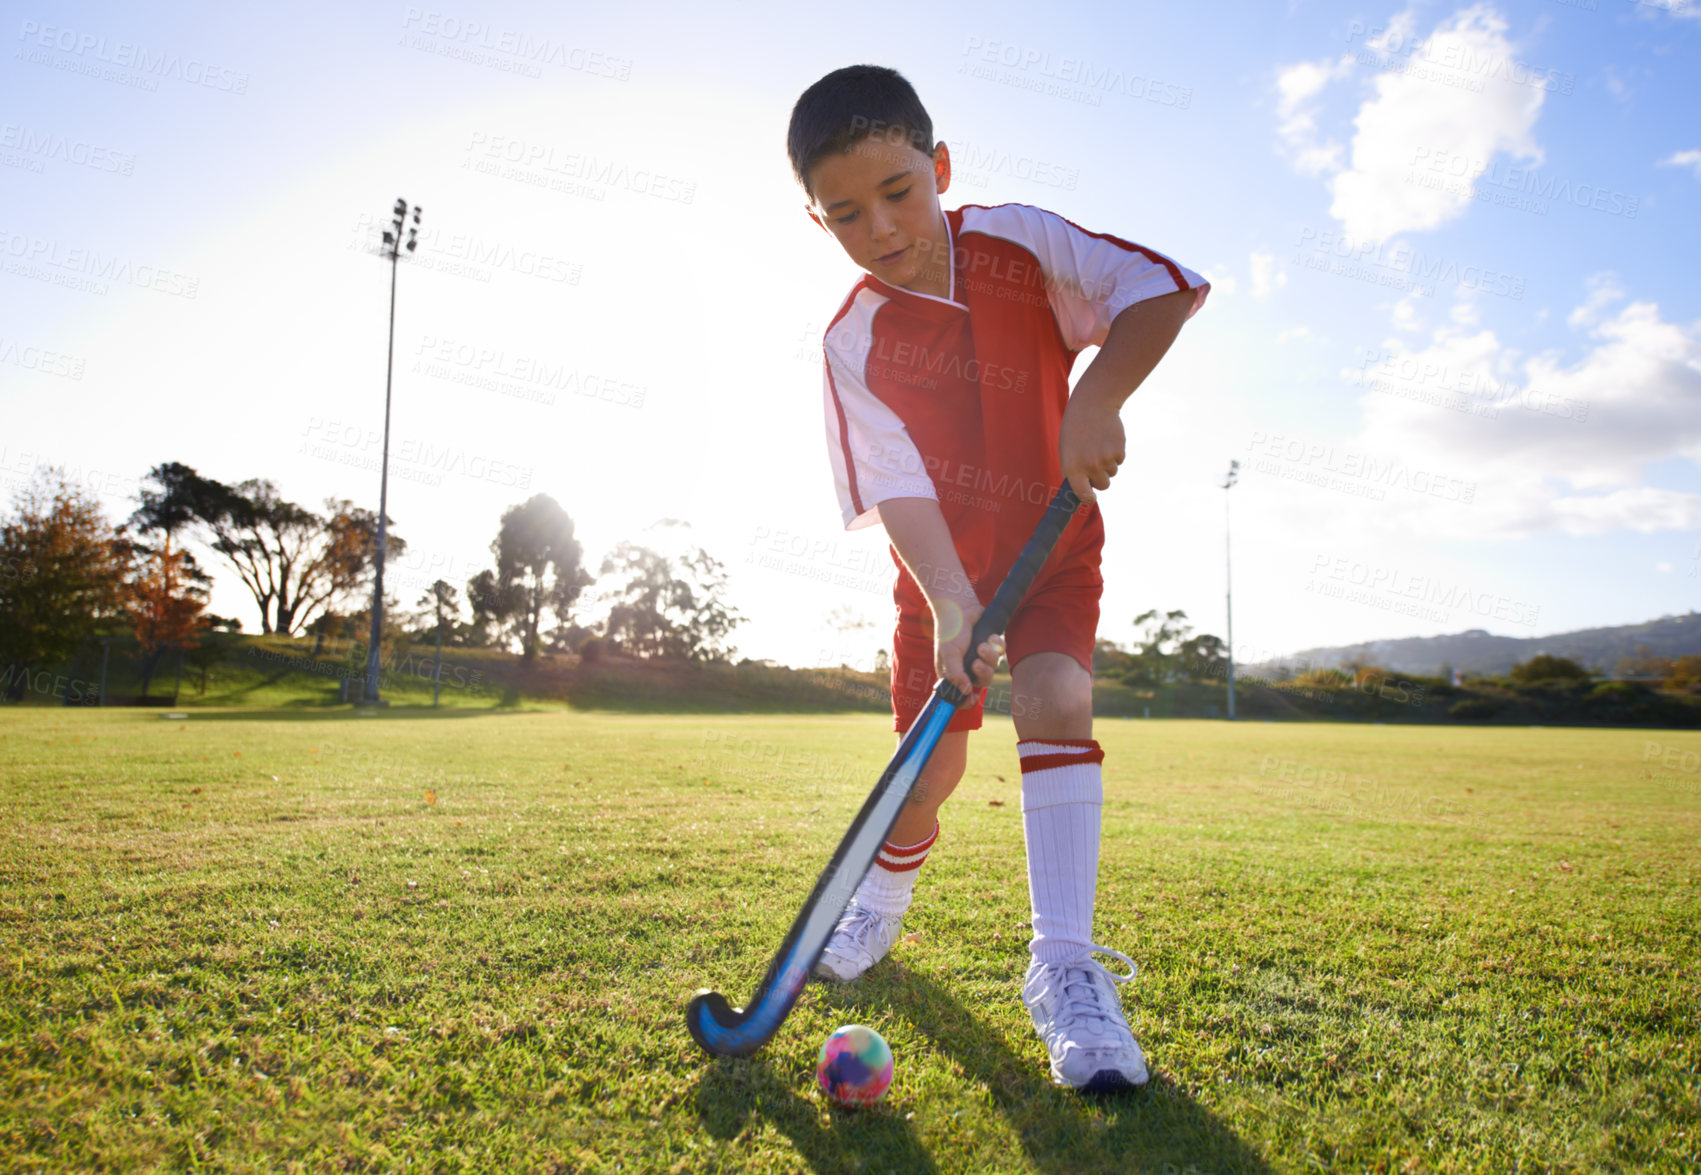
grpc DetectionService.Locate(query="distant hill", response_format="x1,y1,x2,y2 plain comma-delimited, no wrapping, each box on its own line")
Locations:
1255,612,1701,678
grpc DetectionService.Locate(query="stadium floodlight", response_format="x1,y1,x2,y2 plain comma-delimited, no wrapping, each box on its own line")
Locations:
363,196,425,705
1222,459,1239,720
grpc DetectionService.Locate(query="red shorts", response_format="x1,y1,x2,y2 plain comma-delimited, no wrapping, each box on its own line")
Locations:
889,511,1103,733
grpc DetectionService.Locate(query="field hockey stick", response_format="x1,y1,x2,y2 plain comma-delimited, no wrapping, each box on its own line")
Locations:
686,482,1083,1057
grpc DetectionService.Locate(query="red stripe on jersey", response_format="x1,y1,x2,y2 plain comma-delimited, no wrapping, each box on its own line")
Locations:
960,200,1196,294
1020,749,1105,774
823,281,872,517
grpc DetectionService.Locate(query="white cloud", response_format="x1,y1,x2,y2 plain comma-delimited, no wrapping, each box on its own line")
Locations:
1328,6,1546,241
1542,489,1701,536
1630,0,1701,22
1566,273,1627,329
1273,7,1554,242
1657,561,1675,573
1250,251,1288,298
1658,148,1701,181
1277,327,1312,344
1390,299,1423,332
1274,57,1352,175
1340,283,1701,539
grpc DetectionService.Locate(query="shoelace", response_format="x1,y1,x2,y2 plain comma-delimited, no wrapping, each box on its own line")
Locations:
836,904,893,951
1031,944,1138,1033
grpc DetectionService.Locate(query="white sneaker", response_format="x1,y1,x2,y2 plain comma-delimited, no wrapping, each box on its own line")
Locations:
813,900,904,982
1022,945,1149,1091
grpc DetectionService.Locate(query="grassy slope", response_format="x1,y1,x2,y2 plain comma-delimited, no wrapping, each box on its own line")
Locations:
20,633,1697,728
1,711,1697,1172
12,634,894,715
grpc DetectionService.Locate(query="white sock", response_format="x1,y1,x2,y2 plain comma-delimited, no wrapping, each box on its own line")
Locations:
1019,740,1104,965
854,822,938,917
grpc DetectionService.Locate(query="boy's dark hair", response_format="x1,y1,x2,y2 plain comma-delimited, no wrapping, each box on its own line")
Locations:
787,65,934,202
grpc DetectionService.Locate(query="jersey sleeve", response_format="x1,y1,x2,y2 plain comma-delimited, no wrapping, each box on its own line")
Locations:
822,305,937,531
967,203,1210,352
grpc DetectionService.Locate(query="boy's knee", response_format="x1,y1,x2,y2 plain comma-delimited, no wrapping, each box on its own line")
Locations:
917,753,965,787
1012,657,1093,738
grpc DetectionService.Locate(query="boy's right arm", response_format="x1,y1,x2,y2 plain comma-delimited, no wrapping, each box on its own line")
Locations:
878,497,1005,698
820,296,1000,697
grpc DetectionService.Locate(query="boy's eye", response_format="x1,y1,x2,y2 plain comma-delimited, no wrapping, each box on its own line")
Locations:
888,187,912,201
834,211,859,225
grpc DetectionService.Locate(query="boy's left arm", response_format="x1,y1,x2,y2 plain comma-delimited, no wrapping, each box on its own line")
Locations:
1059,287,1195,502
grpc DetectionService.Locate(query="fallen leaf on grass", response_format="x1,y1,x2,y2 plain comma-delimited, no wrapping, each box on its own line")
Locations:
425,790,437,806
899,931,924,944
988,799,1005,807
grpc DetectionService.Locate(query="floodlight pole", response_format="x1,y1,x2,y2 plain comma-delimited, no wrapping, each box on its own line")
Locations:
1222,460,1239,721
365,197,422,705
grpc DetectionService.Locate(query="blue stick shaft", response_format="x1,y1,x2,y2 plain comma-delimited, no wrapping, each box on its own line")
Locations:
686,483,1082,1056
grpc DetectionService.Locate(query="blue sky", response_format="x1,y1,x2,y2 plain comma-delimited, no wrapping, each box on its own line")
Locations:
2,0,1697,668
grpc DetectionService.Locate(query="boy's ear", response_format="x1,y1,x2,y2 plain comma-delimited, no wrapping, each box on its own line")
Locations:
932,142,952,195
806,206,829,233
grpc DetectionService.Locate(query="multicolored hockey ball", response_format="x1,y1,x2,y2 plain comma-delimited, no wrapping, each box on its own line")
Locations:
816,1024,894,1106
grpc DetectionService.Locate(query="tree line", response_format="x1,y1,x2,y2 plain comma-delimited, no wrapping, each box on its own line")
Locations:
0,462,742,701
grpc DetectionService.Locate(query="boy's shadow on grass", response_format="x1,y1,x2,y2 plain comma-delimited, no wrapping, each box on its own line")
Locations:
815,964,1274,1175
696,1055,938,1175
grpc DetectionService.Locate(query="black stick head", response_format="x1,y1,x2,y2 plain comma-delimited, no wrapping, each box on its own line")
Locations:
686,989,755,1057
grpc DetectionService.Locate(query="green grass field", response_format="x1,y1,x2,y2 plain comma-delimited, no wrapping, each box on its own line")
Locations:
2,709,1697,1172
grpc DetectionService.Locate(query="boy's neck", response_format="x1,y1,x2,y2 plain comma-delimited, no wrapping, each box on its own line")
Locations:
892,211,953,299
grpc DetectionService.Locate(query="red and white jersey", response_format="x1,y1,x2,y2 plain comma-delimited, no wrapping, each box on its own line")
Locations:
820,202,1208,591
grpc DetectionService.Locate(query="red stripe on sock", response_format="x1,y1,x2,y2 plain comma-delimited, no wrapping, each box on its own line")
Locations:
1017,738,1100,750
1020,749,1105,774
886,823,937,854
874,822,937,871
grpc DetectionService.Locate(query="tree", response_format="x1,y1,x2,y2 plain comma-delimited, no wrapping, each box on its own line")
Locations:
136,465,404,635
184,615,240,696
1177,632,1228,683
478,494,591,659
420,579,460,639
1092,638,1136,677
466,568,519,648
124,545,208,698
419,579,460,706
600,542,742,662
1508,654,1590,686
1122,609,1193,686
1665,654,1701,692
1617,644,1674,679
0,469,129,700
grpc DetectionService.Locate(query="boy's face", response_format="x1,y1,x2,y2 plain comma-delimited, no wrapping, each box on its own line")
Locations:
807,132,952,297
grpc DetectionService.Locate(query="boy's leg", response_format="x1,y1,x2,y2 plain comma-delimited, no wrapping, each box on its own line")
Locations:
848,730,965,915
1011,652,1097,963
1010,646,1147,1090
814,726,970,982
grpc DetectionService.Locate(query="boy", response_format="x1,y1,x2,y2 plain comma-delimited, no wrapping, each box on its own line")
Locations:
787,65,1208,1091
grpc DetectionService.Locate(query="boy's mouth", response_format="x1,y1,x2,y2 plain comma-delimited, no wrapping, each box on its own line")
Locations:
875,245,909,266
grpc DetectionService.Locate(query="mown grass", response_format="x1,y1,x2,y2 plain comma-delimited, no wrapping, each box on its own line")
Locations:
1,710,1697,1172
